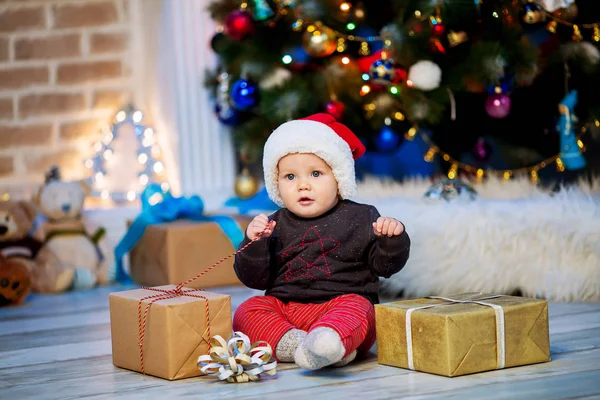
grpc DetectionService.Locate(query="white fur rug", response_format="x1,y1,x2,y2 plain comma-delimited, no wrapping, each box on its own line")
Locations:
355,176,600,302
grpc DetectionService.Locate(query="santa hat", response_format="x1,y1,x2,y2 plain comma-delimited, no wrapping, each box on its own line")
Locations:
263,113,366,207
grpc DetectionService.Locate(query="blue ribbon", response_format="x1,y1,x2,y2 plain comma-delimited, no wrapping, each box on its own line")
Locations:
114,183,245,283
224,187,279,215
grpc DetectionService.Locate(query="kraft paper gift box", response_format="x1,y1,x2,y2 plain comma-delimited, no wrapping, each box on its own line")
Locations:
129,218,251,288
375,293,551,377
109,285,232,380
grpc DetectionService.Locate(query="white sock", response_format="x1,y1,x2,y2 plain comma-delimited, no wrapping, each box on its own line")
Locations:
332,349,357,367
275,329,307,362
294,327,346,370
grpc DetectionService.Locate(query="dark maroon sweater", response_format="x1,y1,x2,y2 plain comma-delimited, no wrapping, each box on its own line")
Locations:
233,199,410,304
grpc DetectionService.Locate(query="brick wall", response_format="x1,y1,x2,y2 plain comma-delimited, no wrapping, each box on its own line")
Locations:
0,0,135,198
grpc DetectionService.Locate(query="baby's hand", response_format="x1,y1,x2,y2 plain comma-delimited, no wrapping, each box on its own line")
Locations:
246,213,276,241
373,217,404,237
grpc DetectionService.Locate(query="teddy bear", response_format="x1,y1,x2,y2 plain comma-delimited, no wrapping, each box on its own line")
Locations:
0,253,32,306
0,199,43,274
33,166,115,293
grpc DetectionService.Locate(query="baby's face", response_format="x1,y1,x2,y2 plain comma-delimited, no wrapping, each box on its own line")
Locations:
277,153,339,219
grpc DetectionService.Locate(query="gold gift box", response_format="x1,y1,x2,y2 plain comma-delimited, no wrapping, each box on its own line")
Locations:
109,285,232,380
375,293,551,377
129,218,251,288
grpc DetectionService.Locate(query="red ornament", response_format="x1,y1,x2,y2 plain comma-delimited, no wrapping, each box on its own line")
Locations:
224,11,255,40
432,23,445,36
325,100,345,120
392,67,407,84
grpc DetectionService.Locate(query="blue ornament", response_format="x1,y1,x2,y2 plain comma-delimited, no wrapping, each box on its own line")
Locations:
231,79,260,110
370,59,396,85
215,103,243,126
374,126,401,152
557,90,586,170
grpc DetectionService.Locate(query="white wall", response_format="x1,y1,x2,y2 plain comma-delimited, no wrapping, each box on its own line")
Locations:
132,0,236,208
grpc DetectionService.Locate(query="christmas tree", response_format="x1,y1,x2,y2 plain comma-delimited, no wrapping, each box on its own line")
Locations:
206,0,600,184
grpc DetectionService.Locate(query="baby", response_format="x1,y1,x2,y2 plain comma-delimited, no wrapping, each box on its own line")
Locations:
233,113,410,370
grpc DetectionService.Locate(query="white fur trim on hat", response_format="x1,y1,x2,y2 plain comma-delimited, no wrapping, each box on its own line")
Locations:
263,119,358,207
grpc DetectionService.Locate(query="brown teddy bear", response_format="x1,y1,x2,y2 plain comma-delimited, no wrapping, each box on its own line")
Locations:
0,253,32,306
0,254,31,307
33,166,114,293
0,199,43,277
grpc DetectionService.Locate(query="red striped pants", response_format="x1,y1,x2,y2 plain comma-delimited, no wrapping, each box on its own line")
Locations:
233,294,376,361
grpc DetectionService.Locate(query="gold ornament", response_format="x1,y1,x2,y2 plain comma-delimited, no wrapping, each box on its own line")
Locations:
447,30,468,47
547,20,557,33
302,22,337,57
234,167,259,199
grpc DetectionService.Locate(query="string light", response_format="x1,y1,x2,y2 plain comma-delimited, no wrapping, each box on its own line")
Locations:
475,168,485,182
84,104,169,203
448,163,459,179
543,10,600,41
530,169,539,184
407,125,589,182
340,2,351,12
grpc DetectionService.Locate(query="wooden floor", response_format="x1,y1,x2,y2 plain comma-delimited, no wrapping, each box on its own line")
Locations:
1,284,600,400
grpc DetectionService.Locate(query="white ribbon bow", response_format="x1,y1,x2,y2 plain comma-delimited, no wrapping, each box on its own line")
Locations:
197,331,277,383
